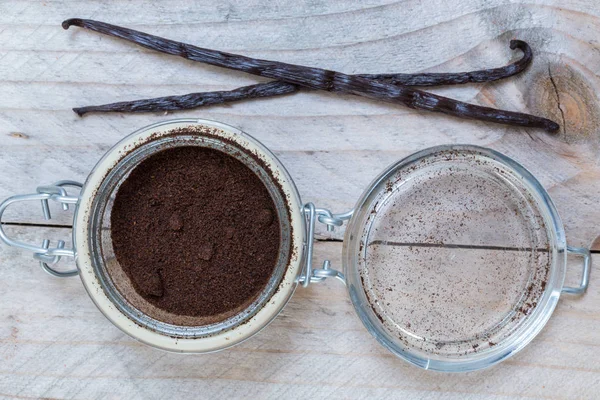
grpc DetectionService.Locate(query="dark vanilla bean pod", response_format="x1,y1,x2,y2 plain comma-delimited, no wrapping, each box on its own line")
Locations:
74,41,531,116
362,40,532,86
73,81,297,116
63,19,558,132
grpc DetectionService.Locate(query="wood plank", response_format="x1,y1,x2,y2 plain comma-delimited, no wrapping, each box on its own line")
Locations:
0,226,598,399
0,1,599,398
0,1,598,244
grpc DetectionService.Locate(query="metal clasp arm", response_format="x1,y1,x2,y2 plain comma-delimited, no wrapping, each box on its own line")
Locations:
0,181,82,277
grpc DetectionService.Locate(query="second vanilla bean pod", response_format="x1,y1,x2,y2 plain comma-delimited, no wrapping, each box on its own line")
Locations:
63,19,558,132
74,81,297,116
75,41,532,116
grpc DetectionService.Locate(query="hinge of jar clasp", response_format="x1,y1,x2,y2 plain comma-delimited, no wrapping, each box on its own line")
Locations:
299,202,353,287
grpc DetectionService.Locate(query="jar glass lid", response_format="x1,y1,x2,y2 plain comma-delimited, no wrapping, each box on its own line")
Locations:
343,145,566,371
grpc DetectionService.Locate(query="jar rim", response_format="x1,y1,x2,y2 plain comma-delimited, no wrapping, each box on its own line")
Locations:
342,144,567,372
74,118,305,352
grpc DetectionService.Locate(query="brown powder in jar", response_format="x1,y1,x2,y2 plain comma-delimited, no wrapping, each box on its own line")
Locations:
110,145,281,320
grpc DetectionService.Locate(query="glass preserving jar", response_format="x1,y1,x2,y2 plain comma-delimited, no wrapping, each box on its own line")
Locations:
0,119,592,372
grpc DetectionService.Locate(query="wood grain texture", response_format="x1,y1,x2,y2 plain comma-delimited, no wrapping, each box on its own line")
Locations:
0,1,598,398
0,227,598,400
0,0,599,244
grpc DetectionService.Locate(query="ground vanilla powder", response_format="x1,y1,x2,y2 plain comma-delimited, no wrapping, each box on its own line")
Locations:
110,144,281,320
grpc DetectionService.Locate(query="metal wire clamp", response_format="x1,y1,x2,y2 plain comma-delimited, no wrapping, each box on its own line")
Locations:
299,202,353,287
0,181,83,278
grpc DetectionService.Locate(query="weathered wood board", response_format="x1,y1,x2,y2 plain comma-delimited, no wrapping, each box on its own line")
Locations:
0,1,599,398
0,227,598,399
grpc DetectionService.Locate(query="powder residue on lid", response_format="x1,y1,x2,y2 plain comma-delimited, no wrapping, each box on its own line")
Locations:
355,148,551,357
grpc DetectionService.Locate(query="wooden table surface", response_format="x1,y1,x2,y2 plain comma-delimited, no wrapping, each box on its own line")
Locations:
0,1,599,399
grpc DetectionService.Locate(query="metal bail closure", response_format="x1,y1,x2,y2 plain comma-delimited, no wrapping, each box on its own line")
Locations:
299,202,353,287
0,181,83,278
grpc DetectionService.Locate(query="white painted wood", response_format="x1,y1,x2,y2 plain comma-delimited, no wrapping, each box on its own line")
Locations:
0,0,599,398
